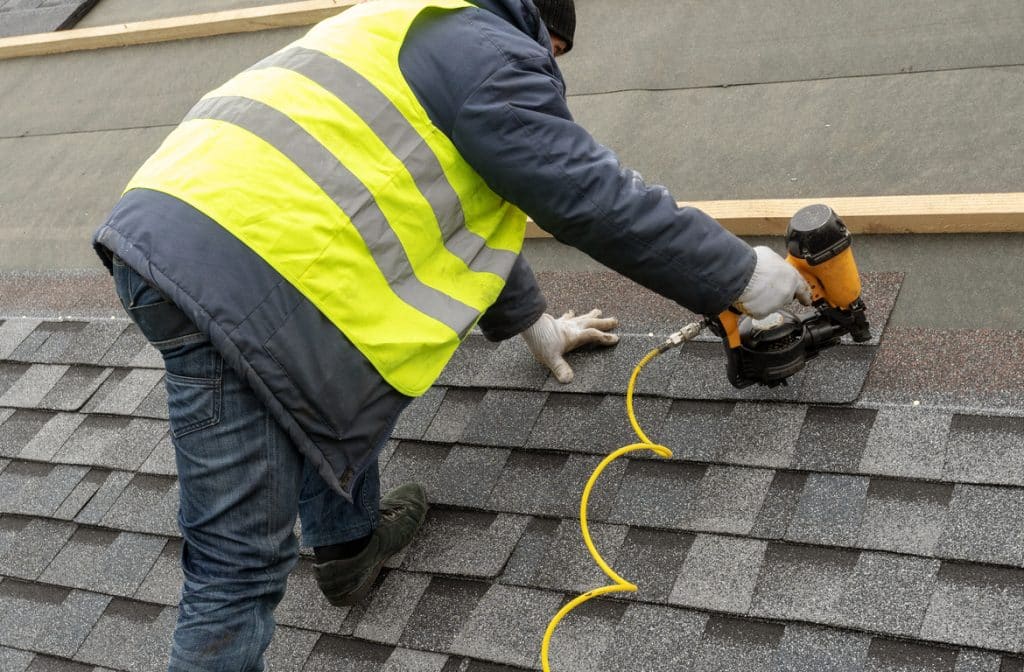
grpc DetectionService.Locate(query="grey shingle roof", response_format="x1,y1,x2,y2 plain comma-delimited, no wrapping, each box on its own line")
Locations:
5,268,1024,670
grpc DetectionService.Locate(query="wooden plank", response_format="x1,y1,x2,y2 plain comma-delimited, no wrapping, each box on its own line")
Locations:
0,0,357,61
525,193,1024,237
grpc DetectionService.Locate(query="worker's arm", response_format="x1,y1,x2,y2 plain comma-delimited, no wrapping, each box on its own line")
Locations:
449,58,756,316
476,254,547,341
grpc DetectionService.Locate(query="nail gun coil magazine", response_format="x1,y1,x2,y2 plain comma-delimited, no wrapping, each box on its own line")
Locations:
709,204,871,389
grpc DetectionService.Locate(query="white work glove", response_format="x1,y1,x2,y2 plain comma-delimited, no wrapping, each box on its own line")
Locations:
734,246,813,318
520,310,620,383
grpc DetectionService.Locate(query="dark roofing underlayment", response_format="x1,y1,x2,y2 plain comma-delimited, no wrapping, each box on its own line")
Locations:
2,272,1024,671
0,0,98,39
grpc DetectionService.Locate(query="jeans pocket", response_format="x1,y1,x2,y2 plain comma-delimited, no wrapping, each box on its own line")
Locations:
166,371,222,439
113,257,201,349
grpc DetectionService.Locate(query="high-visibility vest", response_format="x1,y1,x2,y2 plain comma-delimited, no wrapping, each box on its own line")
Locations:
126,0,526,396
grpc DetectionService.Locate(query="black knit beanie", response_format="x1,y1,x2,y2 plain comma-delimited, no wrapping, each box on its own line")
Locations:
533,0,576,53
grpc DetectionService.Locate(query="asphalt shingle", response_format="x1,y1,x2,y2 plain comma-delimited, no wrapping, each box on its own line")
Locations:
716,402,807,469
460,389,547,448
944,414,1024,487
833,552,939,637
545,335,664,396
0,580,110,660
861,408,951,480
953,651,1002,672
0,366,31,408
436,336,501,389
786,473,870,547
450,584,561,668
920,562,1024,651
302,636,393,672
793,406,876,472
354,570,431,645
605,459,706,528
670,534,766,614
596,604,707,672
37,366,110,412
400,509,529,578
749,543,859,624
0,646,33,672
0,1,98,38
38,527,168,598
863,638,959,672
685,465,774,535
858,479,952,556
474,336,551,390
74,599,175,672
936,485,1024,567
382,443,509,510
98,474,179,536
64,469,133,524
391,387,445,441
487,451,626,520
381,647,449,672
400,577,491,654
501,518,627,594
421,388,487,444
133,539,181,607
56,320,128,367
772,625,870,672
0,364,69,408
16,412,85,461
54,415,164,471
659,399,734,462
97,327,150,369
434,446,510,509
81,368,164,416
275,559,351,634
609,526,694,604
543,599,626,672
132,379,169,420
541,453,628,520
0,515,76,581
0,460,89,517
693,616,785,672
10,321,85,362
749,473,811,540
263,624,319,672
138,432,175,476
0,319,42,359
0,409,54,458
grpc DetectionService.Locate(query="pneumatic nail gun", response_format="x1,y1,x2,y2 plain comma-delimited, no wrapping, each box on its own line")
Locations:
707,204,871,388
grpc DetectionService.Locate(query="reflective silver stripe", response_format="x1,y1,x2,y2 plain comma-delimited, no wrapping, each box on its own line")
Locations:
251,46,518,279
186,95,480,335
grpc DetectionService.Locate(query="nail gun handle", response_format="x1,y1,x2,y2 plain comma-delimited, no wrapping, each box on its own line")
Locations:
711,309,742,349
784,247,862,310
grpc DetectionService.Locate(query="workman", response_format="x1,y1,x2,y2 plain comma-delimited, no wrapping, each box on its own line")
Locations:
92,0,810,669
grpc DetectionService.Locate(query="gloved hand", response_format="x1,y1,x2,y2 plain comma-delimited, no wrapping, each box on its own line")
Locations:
520,310,619,383
734,246,813,318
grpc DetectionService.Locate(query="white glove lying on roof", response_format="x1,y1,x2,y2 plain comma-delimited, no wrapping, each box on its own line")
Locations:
734,246,813,318
520,310,619,383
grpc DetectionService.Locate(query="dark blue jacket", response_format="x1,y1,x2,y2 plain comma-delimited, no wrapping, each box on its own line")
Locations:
94,0,754,498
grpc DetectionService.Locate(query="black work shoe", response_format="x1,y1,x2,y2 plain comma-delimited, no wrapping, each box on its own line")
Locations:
313,483,428,607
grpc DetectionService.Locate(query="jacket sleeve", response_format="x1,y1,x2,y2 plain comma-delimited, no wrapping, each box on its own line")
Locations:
450,54,756,316
477,253,547,341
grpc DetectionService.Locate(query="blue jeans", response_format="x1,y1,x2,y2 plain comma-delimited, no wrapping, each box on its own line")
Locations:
112,259,383,672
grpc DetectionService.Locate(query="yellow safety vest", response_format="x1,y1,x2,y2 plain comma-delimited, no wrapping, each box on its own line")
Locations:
126,0,526,396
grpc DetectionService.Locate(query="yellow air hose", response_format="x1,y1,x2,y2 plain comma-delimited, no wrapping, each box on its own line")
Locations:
540,321,707,671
